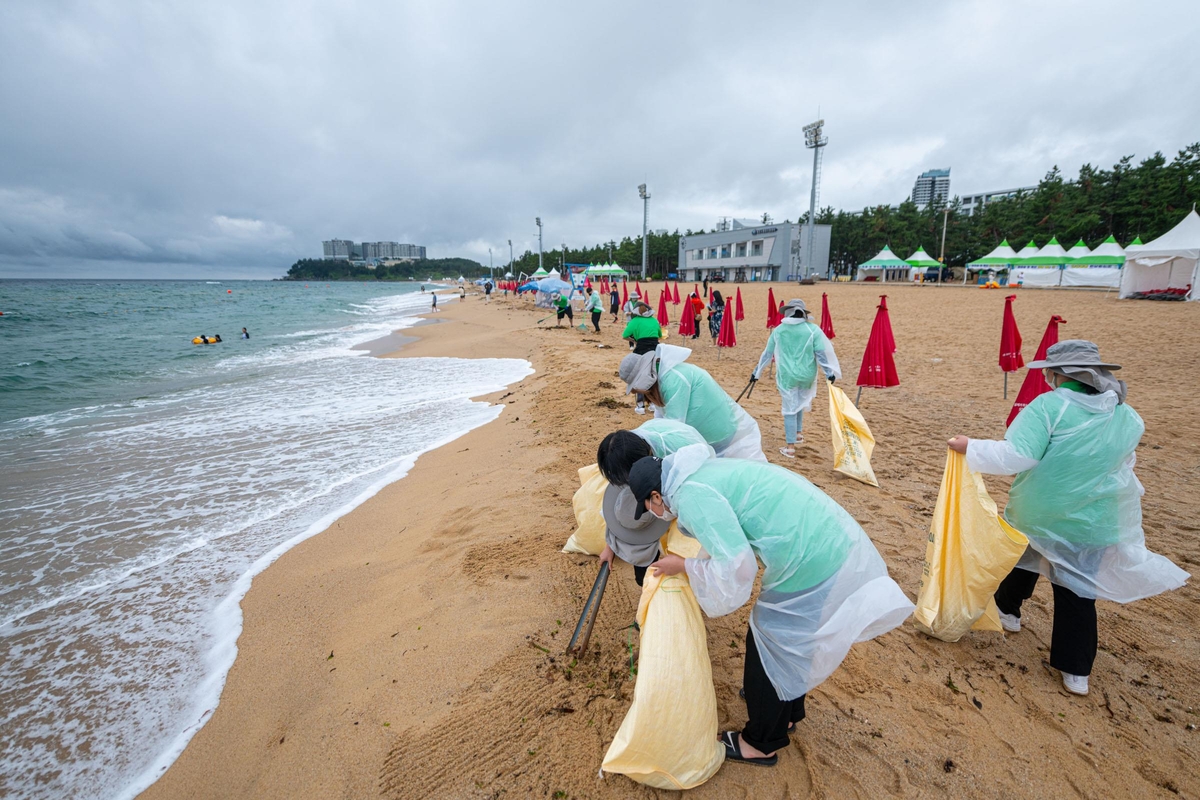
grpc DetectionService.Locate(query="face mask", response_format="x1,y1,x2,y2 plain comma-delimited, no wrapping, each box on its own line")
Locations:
651,505,677,522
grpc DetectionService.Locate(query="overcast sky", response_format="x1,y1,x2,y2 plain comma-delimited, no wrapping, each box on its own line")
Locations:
2,0,1197,278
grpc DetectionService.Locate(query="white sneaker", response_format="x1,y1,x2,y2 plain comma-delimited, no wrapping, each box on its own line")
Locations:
1062,673,1089,696
998,611,1021,632
634,405,646,415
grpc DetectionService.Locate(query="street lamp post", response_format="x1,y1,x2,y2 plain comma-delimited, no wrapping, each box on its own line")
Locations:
638,184,650,280
802,120,828,281
535,217,543,272
562,243,568,281
508,239,513,276
937,205,951,285
488,248,493,284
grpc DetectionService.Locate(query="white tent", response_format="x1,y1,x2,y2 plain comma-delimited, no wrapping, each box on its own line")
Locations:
1063,235,1124,288
1010,237,1069,288
855,245,912,282
1119,210,1200,300
1064,239,1092,260
964,239,1018,283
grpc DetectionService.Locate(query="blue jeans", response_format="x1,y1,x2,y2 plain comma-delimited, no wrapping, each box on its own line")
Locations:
784,411,804,444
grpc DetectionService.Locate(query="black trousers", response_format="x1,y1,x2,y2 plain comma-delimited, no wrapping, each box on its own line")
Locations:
632,551,661,587
742,628,806,754
994,567,1097,676
591,311,601,332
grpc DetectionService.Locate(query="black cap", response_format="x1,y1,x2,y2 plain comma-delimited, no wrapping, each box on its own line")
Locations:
627,456,663,519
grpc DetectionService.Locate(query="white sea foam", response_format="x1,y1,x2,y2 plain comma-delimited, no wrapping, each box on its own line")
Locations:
0,289,528,799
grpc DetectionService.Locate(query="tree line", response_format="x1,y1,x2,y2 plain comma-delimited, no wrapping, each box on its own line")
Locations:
283,257,490,281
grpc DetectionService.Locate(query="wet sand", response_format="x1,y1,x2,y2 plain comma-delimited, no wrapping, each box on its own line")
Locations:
145,282,1199,799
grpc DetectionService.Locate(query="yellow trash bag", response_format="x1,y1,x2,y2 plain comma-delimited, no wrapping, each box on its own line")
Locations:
601,525,722,789
563,464,607,555
914,450,1030,641
827,380,879,487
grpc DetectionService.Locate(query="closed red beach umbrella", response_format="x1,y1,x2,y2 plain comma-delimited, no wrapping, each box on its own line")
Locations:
717,301,736,348
672,281,681,304
635,281,642,297
766,288,781,329
999,295,1024,373
734,288,745,321
677,295,696,337
856,296,900,389
1007,315,1065,427
622,280,628,306
878,295,896,353
820,292,835,339
656,287,670,326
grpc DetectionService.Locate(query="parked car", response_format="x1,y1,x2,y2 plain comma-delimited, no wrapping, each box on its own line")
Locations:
924,266,954,282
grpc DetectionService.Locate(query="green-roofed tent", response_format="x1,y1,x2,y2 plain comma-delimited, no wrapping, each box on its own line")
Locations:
1129,236,1143,246
856,245,912,282
1061,235,1124,287
1014,236,1070,266
531,267,549,278
905,247,941,267
1014,240,1040,259
963,239,1018,284
1010,237,1070,287
1064,239,1093,260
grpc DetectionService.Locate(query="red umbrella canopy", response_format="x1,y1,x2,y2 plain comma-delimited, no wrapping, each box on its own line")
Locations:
820,292,835,339
999,294,1024,372
672,282,681,304
766,288,781,329
1006,315,1066,427
621,281,629,305
635,281,642,297
677,295,696,336
734,288,745,321
717,300,737,348
857,296,900,388
656,287,670,325
877,295,896,353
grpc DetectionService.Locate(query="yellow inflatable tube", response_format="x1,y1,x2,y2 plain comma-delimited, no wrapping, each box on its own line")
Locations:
192,336,221,345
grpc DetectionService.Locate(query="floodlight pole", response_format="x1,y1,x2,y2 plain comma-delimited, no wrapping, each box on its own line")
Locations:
802,119,828,282
508,239,513,275
489,248,493,283
535,217,543,271
638,184,650,279
939,205,950,284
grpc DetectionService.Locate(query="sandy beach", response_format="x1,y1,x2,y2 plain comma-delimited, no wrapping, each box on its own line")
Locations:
144,283,1199,799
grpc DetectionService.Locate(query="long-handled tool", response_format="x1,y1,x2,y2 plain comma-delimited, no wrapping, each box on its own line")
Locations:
567,561,610,655
735,378,756,404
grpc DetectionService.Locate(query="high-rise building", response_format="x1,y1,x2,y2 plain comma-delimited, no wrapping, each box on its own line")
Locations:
960,185,1036,215
911,168,951,207
322,239,355,260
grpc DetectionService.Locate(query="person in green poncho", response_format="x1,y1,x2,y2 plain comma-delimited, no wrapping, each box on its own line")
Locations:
625,446,912,767
949,340,1188,698
585,286,604,332
552,292,572,327
618,344,765,460
751,299,840,459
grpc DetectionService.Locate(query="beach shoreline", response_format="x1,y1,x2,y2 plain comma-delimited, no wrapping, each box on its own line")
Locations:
144,283,1198,799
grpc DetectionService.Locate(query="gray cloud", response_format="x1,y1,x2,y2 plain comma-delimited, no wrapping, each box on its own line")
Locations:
2,0,1197,278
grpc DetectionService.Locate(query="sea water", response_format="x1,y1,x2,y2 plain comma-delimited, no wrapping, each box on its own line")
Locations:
0,280,532,799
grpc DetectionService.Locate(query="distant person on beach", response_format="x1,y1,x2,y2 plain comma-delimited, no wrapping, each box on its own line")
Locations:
620,344,765,460
431,293,439,312
702,277,708,296
460,286,466,299
241,328,249,340
485,281,493,302
707,290,725,345
584,287,604,332
609,287,620,323
948,340,1188,697
688,293,704,339
421,285,425,293
552,292,572,327
624,450,912,767
751,299,840,459
621,301,662,414
622,291,641,320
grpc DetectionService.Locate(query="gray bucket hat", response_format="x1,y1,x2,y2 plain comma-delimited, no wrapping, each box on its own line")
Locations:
602,483,669,566
1027,340,1120,371
782,298,810,319
619,351,658,394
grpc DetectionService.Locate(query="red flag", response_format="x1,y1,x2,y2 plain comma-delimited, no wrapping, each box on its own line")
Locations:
766,288,781,329
621,280,628,306
857,296,900,388
717,300,736,348
656,287,670,326
820,292,835,339
999,295,1024,372
677,294,696,336
878,295,896,353
1006,315,1065,426
672,281,681,304
635,281,642,297
734,288,745,321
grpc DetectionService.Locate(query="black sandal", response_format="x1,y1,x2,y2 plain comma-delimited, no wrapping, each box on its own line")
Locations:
720,731,777,767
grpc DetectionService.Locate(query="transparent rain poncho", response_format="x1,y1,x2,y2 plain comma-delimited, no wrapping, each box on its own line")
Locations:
968,388,1189,602
753,318,842,415
662,445,914,699
654,345,766,462
633,418,710,457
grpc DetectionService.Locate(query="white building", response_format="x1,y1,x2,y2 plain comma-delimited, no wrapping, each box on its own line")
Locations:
912,168,951,207
959,186,1036,215
676,219,830,282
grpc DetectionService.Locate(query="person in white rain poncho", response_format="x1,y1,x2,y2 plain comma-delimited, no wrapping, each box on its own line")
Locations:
751,298,841,459
594,419,711,586
619,344,766,461
949,340,1188,697
627,445,913,766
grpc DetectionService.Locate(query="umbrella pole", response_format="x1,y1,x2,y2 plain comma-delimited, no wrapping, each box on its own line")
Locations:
1004,372,1008,399
855,387,863,407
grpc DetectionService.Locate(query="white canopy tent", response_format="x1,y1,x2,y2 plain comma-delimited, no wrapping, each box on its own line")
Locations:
1119,210,1200,300
1063,235,1124,288
1010,237,1069,288
856,245,912,282
965,239,1018,284
1064,239,1092,260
